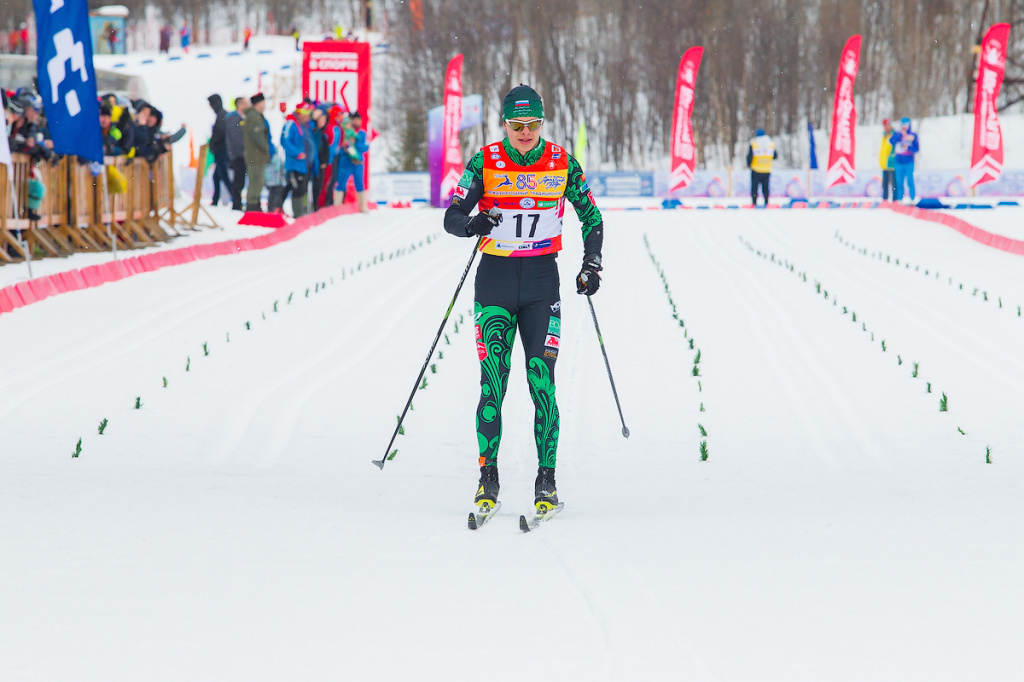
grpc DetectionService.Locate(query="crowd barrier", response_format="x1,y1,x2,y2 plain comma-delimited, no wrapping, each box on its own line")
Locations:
1,151,191,265
886,202,1024,256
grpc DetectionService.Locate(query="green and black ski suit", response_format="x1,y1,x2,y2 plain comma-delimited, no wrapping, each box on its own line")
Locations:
444,137,603,469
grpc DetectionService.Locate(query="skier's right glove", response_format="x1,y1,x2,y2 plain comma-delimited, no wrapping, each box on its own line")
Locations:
467,208,502,236
576,254,602,295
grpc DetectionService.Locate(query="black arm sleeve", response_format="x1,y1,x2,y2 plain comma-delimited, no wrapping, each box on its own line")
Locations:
443,152,485,238
564,156,603,259
746,145,753,169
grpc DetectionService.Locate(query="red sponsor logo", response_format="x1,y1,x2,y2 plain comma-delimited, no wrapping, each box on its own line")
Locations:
544,334,560,349
455,185,468,199
476,325,488,361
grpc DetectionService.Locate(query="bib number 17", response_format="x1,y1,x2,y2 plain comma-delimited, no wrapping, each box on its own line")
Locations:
514,214,540,238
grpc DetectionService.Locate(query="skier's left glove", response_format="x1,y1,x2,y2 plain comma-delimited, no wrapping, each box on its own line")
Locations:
576,254,602,295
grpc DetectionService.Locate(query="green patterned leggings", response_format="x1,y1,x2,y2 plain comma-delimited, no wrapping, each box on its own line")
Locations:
474,254,561,468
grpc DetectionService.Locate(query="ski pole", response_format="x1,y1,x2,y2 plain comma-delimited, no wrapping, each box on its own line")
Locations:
373,214,495,469
586,295,630,438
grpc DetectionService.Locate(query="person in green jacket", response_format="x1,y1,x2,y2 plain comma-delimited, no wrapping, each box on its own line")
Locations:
243,93,273,211
879,119,896,201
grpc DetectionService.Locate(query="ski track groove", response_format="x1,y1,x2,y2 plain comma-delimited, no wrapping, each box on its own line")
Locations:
651,218,847,470
207,243,465,468
752,217,1024,427
759,216,1024,381
0,221,433,422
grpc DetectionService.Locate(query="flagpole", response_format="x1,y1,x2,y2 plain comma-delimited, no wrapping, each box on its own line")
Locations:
7,173,32,279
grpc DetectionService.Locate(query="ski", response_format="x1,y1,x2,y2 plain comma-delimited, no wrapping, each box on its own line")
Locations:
519,503,564,532
468,501,501,530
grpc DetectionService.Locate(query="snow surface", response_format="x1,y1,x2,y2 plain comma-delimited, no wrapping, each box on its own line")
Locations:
2,205,1023,680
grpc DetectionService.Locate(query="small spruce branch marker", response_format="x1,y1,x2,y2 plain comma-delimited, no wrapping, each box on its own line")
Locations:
72,438,82,458
986,446,992,464
135,397,143,410
98,418,108,435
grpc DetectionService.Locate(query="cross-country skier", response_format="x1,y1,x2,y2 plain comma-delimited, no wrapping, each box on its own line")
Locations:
444,84,604,517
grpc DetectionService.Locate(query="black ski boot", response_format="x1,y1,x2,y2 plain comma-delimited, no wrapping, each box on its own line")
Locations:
534,466,558,511
474,465,499,508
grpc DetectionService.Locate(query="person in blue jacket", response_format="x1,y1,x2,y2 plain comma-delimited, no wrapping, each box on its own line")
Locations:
280,101,317,217
332,110,369,213
890,117,919,202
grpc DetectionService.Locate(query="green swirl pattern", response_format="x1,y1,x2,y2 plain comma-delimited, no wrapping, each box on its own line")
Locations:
475,303,516,464
526,357,559,468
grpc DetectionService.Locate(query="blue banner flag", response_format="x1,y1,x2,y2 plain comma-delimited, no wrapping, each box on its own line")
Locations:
33,0,104,162
808,121,818,170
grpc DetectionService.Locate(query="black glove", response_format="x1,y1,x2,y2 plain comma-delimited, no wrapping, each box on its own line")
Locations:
576,254,602,295
467,208,501,236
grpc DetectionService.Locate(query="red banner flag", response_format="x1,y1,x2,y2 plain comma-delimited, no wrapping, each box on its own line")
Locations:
668,47,704,194
826,35,861,188
440,54,464,206
970,23,1011,187
303,41,372,191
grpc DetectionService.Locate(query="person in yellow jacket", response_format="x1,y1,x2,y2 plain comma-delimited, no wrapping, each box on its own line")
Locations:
879,119,896,200
746,128,777,207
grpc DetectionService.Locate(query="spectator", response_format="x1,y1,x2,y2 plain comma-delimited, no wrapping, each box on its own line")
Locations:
112,97,136,153
280,101,315,217
105,23,118,53
180,24,191,53
18,23,28,55
207,94,230,206
243,92,273,212
243,26,252,51
266,149,287,213
319,105,343,207
132,103,155,159
141,106,185,162
310,107,330,210
99,104,125,156
890,117,919,202
9,94,55,162
225,97,249,211
745,127,776,207
333,110,369,212
159,24,171,53
291,26,300,51
879,119,896,200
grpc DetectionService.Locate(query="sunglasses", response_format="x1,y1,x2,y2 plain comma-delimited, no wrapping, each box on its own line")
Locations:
506,119,543,132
